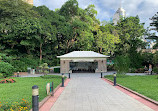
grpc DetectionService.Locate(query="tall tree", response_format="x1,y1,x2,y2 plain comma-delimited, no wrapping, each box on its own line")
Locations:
0,0,38,55
33,6,57,61
115,16,145,55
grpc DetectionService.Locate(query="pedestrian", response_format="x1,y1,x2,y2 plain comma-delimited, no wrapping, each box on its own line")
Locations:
144,65,148,71
148,64,152,75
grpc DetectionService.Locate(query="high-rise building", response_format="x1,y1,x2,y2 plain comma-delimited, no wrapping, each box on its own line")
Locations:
113,1,126,25
23,0,33,5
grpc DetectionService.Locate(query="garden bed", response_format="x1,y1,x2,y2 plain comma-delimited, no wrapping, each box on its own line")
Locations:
104,75,158,101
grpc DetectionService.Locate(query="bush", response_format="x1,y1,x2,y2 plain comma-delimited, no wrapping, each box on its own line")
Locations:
10,60,27,72
128,51,143,69
40,75,62,79
20,58,39,69
114,55,130,74
141,52,153,65
0,62,15,77
153,51,158,66
0,73,3,79
38,63,49,74
107,64,115,71
153,67,158,74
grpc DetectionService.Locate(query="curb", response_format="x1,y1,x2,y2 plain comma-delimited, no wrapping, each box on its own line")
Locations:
30,78,68,111
104,78,158,106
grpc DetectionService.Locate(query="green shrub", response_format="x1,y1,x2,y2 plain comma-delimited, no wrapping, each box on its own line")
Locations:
0,62,15,77
114,55,130,74
0,53,15,63
128,51,143,69
107,64,114,71
40,75,62,79
39,63,49,74
153,51,158,66
20,58,39,68
0,73,3,78
153,67,158,74
10,60,27,72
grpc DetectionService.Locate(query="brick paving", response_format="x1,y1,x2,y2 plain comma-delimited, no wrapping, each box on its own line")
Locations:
50,73,154,111
39,79,70,111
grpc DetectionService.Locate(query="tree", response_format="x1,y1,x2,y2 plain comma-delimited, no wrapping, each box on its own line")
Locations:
96,29,120,55
114,55,130,74
59,0,79,20
0,0,39,55
33,6,57,61
149,12,158,49
115,16,145,55
150,12,158,34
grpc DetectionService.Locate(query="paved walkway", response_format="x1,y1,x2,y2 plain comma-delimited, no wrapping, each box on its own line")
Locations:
50,73,153,111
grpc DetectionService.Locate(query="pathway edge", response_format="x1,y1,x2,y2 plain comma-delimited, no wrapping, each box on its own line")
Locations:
103,78,158,106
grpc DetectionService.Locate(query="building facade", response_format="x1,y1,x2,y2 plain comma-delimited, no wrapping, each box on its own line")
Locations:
113,2,126,25
23,0,33,5
57,51,109,73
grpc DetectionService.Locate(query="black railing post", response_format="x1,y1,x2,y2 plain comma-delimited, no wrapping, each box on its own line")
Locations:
61,74,64,87
32,85,39,111
51,82,54,96
17,71,19,77
69,73,70,78
101,72,103,78
113,73,117,86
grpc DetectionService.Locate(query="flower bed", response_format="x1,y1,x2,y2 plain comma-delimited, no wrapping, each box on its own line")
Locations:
0,99,30,111
0,79,16,83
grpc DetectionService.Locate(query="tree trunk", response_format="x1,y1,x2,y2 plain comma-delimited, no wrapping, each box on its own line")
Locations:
100,47,102,53
40,43,42,62
26,47,31,55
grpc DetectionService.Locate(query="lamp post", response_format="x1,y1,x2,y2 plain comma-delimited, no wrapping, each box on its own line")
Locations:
101,70,103,78
51,82,54,96
61,74,64,87
17,71,19,77
113,73,117,86
69,70,71,79
32,85,39,111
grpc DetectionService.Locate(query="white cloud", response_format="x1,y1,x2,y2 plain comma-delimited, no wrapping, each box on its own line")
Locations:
34,0,158,28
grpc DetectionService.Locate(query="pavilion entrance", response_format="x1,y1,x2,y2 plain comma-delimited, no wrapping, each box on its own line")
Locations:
70,62,98,73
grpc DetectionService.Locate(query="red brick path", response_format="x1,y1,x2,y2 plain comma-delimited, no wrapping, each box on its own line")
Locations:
39,79,70,111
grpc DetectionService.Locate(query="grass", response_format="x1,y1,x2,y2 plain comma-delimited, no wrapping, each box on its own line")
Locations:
0,75,63,106
104,74,158,101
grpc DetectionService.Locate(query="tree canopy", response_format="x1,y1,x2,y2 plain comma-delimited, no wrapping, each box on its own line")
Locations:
0,0,147,69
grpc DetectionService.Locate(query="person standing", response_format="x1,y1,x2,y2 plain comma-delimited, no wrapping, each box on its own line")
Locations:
149,64,152,75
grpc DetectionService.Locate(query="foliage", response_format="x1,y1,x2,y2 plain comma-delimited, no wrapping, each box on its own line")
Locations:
104,75,158,101
114,55,130,74
40,75,66,79
20,57,39,68
107,64,115,71
0,62,14,77
115,16,145,55
0,99,30,111
128,50,143,69
10,60,27,72
96,25,120,55
0,0,147,70
39,63,49,74
153,67,158,74
153,51,158,66
0,74,3,79
141,52,153,65
149,12,158,40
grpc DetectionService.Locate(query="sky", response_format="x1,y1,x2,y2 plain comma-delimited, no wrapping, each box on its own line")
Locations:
33,0,158,30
